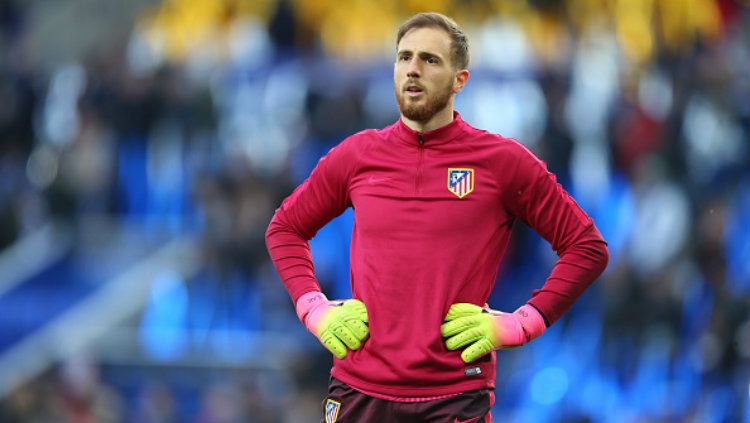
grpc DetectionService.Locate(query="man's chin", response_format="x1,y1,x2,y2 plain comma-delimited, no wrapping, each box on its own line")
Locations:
401,108,434,122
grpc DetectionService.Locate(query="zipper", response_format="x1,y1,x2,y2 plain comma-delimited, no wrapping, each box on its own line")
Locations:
416,134,424,195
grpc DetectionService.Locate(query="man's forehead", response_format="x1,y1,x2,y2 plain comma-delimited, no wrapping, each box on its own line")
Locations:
397,27,451,57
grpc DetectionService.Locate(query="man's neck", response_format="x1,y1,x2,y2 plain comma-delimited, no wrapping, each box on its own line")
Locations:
401,105,455,133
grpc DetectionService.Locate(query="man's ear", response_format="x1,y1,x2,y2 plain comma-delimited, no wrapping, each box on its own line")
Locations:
453,69,470,94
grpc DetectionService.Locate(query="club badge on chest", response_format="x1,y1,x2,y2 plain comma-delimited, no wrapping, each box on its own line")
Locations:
448,168,475,198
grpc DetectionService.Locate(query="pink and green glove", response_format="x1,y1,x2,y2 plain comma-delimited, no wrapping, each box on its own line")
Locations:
441,303,546,363
295,291,369,359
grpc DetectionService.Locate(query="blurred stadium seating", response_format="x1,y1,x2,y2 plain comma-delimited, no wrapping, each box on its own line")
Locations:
0,0,748,421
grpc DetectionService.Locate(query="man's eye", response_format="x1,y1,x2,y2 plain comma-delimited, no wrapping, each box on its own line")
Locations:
400,55,411,61
427,57,439,64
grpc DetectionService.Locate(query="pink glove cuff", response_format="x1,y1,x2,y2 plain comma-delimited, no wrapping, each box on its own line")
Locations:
295,291,328,326
514,304,547,342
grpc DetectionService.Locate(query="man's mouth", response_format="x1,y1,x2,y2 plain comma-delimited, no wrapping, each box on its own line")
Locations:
404,84,424,97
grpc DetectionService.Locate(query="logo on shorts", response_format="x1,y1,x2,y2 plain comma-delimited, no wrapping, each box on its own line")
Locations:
448,168,475,198
325,399,341,423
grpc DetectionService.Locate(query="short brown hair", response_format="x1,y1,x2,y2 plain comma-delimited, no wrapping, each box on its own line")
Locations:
396,12,469,70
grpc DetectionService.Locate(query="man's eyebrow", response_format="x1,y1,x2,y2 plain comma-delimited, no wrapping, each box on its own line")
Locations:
418,51,442,61
396,49,445,60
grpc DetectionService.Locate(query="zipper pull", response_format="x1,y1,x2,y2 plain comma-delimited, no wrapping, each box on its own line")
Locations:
418,134,424,145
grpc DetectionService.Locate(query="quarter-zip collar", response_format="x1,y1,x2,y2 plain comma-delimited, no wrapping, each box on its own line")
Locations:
393,111,468,147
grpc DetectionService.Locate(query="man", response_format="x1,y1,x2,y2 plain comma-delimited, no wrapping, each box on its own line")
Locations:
266,12,608,422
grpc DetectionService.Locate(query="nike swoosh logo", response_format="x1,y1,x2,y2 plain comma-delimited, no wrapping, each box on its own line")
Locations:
367,176,392,184
454,417,481,423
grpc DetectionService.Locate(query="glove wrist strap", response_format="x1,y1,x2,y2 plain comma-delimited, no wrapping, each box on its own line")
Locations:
514,304,547,343
295,291,328,326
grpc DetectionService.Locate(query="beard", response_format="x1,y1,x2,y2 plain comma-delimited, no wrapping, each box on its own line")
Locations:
394,78,454,123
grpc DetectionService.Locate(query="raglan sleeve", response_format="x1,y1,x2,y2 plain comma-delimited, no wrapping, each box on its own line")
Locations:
265,137,359,303
502,141,609,325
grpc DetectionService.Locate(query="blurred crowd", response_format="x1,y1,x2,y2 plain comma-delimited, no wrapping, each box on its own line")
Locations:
0,0,749,421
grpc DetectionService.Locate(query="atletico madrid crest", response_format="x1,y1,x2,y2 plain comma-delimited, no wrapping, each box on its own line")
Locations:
448,168,475,198
325,399,341,423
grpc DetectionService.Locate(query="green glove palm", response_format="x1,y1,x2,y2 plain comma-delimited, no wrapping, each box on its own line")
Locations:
296,292,369,359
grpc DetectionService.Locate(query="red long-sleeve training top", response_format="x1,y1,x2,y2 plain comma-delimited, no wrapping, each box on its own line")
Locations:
265,112,608,397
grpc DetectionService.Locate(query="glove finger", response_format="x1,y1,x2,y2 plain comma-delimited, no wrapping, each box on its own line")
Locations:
342,316,370,341
344,300,369,323
441,315,483,338
445,327,485,350
461,339,494,363
444,303,483,322
330,321,362,350
319,330,348,359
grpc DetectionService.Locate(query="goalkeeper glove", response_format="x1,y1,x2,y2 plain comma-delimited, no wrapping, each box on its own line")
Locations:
441,303,546,363
295,291,369,359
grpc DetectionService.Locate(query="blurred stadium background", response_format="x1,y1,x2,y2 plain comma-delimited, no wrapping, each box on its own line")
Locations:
0,0,748,421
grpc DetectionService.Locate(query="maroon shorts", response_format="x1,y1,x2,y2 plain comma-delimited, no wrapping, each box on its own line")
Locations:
322,378,494,423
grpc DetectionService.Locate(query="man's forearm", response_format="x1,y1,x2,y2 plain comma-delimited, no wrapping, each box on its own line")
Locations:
265,212,322,303
527,226,609,325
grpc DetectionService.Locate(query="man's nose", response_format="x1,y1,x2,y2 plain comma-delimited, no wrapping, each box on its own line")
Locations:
406,58,421,77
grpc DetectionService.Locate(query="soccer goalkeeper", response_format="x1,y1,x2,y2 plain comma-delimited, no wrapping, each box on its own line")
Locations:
266,12,608,422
